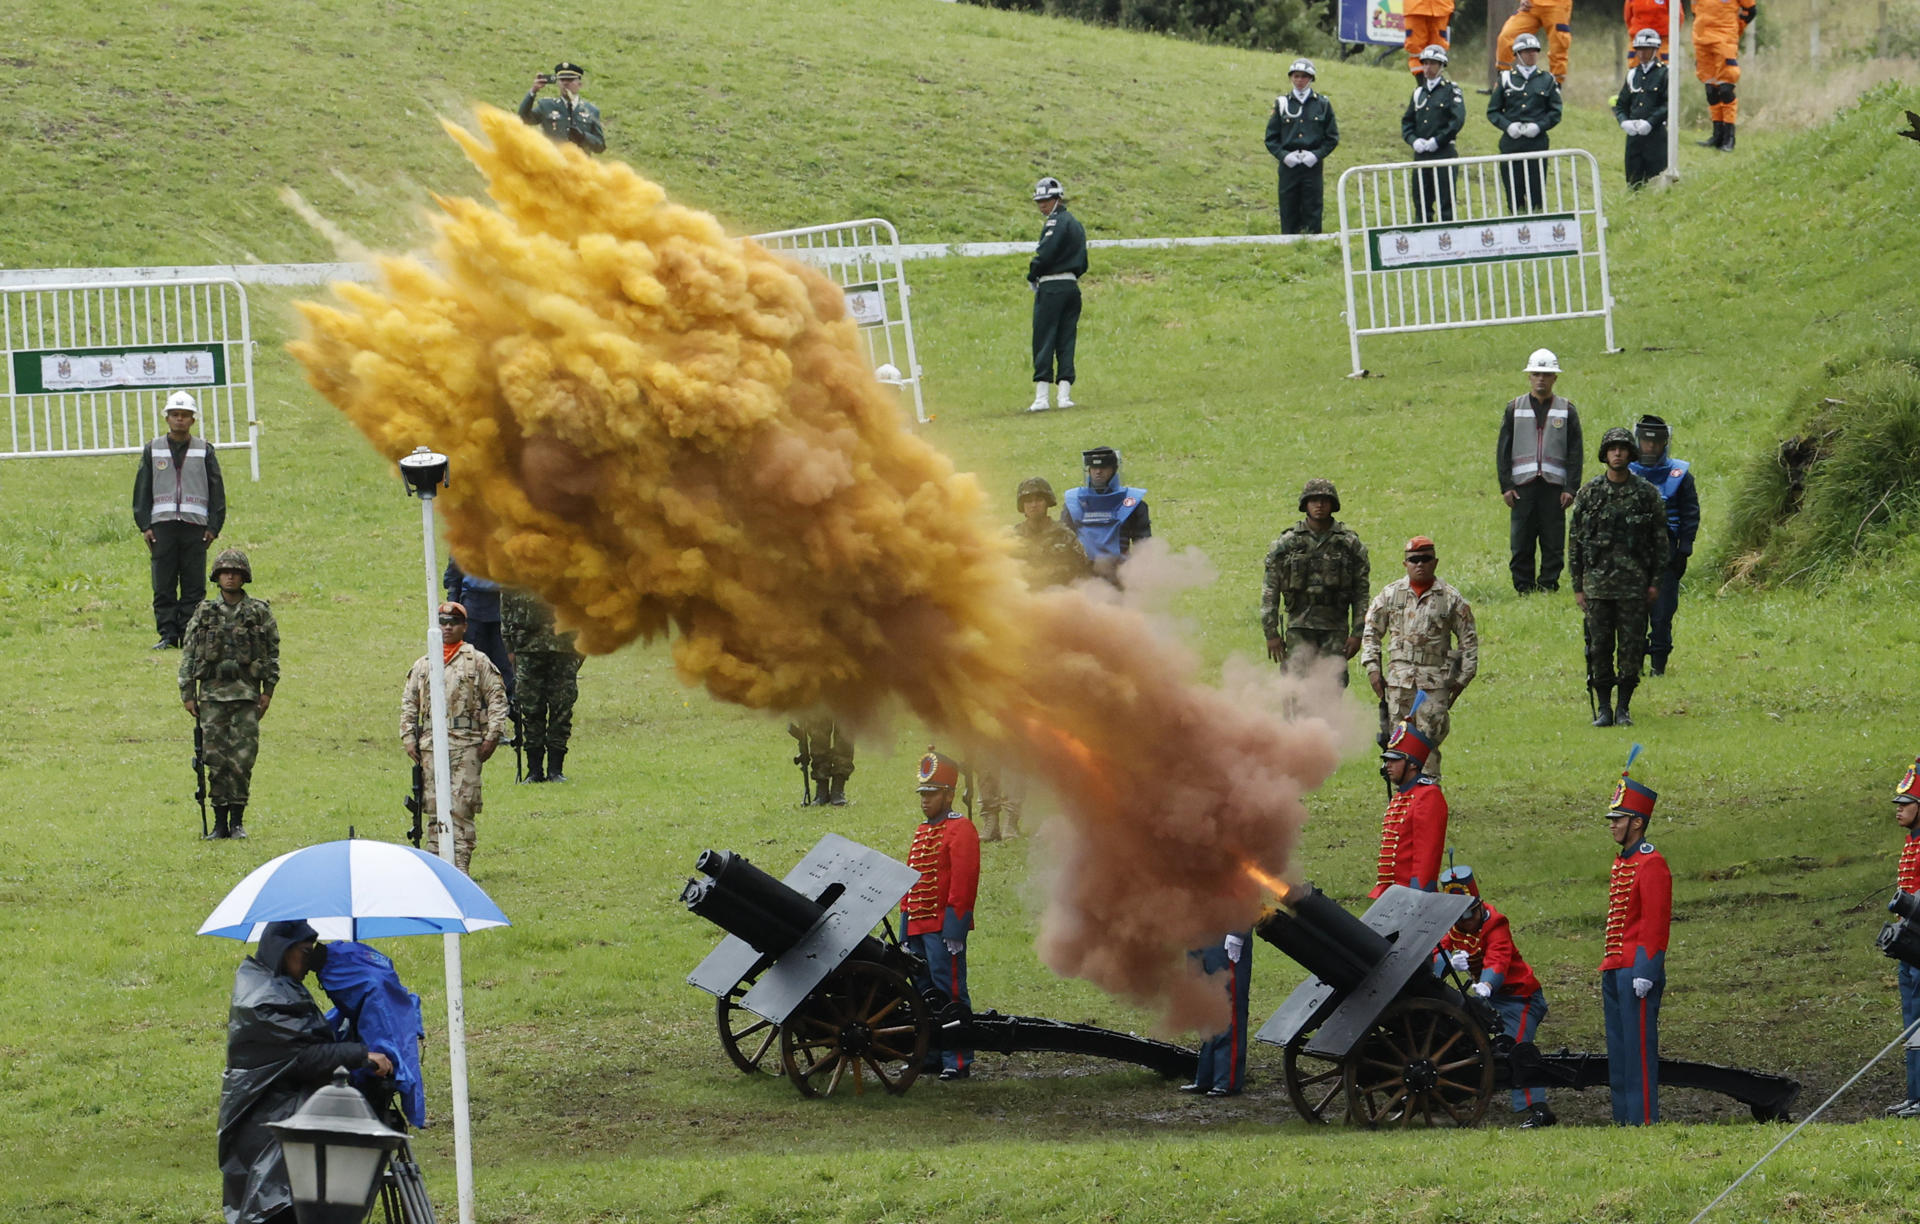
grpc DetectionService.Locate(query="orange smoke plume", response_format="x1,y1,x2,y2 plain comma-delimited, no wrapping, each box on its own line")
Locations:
290,107,1354,1031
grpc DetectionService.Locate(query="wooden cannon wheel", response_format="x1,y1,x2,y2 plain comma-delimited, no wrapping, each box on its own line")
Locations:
780,960,933,1098
716,976,781,1075
1282,1031,1351,1124
1343,996,1495,1128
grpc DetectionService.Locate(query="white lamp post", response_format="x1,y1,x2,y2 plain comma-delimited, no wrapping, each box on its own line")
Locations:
268,1068,406,1224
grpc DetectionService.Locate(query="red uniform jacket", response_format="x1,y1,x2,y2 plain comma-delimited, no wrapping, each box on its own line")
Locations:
1898,831,1920,894
1601,841,1672,975
904,812,980,939
1371,778,1448,898
1441,903,1541,997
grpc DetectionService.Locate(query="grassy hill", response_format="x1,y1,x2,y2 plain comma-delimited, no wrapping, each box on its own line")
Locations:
6,2,1920,1222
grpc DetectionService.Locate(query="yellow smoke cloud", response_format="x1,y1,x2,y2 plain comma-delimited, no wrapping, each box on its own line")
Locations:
292,106,1349,1031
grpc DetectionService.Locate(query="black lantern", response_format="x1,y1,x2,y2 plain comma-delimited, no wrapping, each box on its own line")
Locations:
267,1067,405,1224
398,447,449,498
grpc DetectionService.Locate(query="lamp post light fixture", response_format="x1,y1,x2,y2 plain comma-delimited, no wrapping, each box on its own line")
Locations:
267,1067,405,1224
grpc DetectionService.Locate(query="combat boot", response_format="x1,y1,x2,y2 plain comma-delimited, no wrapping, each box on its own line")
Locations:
827,776,849,807
1614,683,1637,727
1519,1103,1558,1128
547,749,568,783
206,805,231,839
1718,123,1735,151
524,749,546,783
1591,687,1615,727
1648,653,1668,677
230,805,248,839
1697,121,1724,148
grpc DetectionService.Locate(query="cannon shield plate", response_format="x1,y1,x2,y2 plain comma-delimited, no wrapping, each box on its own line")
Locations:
1297,886,1472,1059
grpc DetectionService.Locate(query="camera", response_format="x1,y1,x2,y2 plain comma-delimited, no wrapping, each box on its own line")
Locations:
536,73,554,85
1876,890,1920,970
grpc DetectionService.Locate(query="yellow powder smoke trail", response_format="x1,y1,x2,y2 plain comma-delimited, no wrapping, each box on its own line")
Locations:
292,107,1351,1031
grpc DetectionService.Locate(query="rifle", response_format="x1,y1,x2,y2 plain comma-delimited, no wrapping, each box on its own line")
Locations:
508,696,524,783
404,720,425,848
1582,617,1597,721
787,722,814,807
193,717,209,838
1376,698,1393,800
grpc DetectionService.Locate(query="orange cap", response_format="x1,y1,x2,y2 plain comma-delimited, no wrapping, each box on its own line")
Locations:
437,602,468,620
1404,536,1437,555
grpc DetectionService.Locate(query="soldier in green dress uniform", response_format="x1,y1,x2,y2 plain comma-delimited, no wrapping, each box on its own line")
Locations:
1401,45,1466,222
518,62,605,154
1486,34,1563,212
1264,59,1340,235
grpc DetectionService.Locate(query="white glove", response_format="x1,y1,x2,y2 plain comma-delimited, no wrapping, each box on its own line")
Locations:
1449,950,1472,973
1507,122,1525,139
944,939,965,957
1300,151,1318,168
1224,934,1245,965
1282,150,1301,167
1620,119,1634,132
1421,137,1438,154
1470,981,1493,998
1636,120,1654,136
1522,122,1542,138
1632,977,1654,998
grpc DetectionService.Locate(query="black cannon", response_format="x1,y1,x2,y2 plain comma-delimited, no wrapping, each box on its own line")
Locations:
683,835,1197,1098
1256,883,1800,1127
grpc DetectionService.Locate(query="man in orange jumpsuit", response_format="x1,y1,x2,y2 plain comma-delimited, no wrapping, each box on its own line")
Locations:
903,748,981,1080
1404,0,1455,78
1623,0,1681,61
1496,0,1574,82
1693,0,1753,150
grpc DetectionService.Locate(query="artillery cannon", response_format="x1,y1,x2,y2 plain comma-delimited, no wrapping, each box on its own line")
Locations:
1256,883,1801,1126
683,835,1197,1098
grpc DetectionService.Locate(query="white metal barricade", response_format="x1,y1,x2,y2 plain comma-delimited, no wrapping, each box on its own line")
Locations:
1336,149,1616,376
751,218,928,424
1,278,260,478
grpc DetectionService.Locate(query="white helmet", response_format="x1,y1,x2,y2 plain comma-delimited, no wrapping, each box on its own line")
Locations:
1524,348,1561,374
1512,32,1542,53
1288,58,1317,77
873,363,901,383
1419,44,1449,65
1632,27,1662,47
1032,176,1064,201
165,391,198,415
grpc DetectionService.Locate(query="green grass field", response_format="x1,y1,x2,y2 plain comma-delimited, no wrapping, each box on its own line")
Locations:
6,2,1920,1221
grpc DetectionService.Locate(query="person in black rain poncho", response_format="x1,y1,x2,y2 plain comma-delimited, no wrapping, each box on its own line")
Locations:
218,920,393,1224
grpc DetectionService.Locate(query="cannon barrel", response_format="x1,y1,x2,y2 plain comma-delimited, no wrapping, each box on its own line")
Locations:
1253,884,1395,994
683,848,900,969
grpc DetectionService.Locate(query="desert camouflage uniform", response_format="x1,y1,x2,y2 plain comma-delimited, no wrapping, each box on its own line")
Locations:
401,643,509,873
1013,517,1094,589
501,588,584,772
1261,520,1370,681
1570,473,1668,692
179,596,280,806
1361,577,1479,776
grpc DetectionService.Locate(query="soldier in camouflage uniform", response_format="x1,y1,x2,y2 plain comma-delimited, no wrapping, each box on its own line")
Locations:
1012,477,1093,590
1571,428,1669,727
501,587,584,782
1361,536,1479,778
788,714,854,807
402,602,509,874
1261,478,1370,687
179,549,279,840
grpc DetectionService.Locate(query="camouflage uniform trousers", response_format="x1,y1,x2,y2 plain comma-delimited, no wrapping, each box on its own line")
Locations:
423,739,487,874
793,716,855,792
978,765,1026,840
1283,627,1352,688
516,650,581,752
200,698,261,806
1386,684,1454,777
1584,597,1649,691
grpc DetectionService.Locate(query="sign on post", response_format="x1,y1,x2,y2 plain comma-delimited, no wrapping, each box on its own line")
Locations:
0,278,260,478
752,218,929,424
1336,149,1616,376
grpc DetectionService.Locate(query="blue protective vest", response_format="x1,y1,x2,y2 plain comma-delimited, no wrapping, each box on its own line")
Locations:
1629,457,1689,536
1063,484,1147,560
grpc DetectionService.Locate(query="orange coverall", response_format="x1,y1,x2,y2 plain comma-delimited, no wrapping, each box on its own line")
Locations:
1404,0,1456,76
1623,0,1681,60
1693,0,1749,122
1496,0,1574,80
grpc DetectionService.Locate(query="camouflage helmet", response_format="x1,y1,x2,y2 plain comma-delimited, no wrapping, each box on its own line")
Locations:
1298,477,1341,513
1017,476,1058,510
211,548,252,582
1598,427,1636,461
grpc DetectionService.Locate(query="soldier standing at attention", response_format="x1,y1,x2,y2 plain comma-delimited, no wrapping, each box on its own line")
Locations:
1264,59,1340,236
787,715,855,808
1629,414,1700,676
1885,757,1920,1118
1370,700,1447,896
518,62,605,153
1486,35,1562,213
1571,428,1668,727
1436,865,1557,1127
1601,746,1671,1125
133,391,225,649
1613,30,1672,188
401,602,509,875
1402,46,1466,223
1026,177,1087,414
903,750,980,1081
1361,536,1478,779
180,549,278,840
1261,478,1370,686
1062,445,1151,583
502,587,584,783
1180,930,1252,1097
1496,348,1583,595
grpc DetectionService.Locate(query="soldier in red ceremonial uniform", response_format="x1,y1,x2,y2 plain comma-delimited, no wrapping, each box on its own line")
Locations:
1370,698,1448,898
1600,745,1672,1124
1437,866,1556,1127
903,748,981,1080
1181,931,1252,1097
1887,757,1920,1117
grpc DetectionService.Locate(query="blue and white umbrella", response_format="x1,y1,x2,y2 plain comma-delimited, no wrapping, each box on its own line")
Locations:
198,838,510,942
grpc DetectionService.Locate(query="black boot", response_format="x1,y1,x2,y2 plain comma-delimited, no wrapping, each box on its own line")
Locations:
524,748,546,783
1648,653,1668,677
230,804,248,839
1718,123,1735,151
1615,683,1636,727
546,748,567,782
1698,120,1724,147
207,805,231,839
828,776,849,807
1592,688,1615,727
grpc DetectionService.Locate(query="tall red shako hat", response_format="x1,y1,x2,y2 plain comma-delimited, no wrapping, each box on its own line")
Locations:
1382,690,1436,769
916,747,961,793
1895,756,1920,804
1608,742,1657,820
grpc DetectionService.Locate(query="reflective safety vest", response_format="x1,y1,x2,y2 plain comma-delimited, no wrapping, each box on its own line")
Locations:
1063,484,1146,561
1508,396,1572,486
148,436,212,525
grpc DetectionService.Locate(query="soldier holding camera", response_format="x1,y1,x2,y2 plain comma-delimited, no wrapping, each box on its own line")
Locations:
519,62,605,154
1888,759,1920,1117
